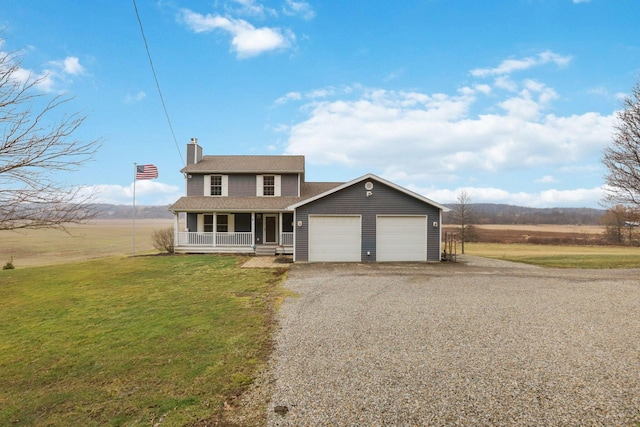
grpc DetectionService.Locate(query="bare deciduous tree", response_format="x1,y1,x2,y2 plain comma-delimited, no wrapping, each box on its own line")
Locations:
601,205,639,245
450,190,476,254
0,48,100,231
602,80,640,208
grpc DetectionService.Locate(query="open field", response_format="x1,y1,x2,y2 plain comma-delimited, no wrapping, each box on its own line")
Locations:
3,221,639,269
0,255,286,426
0,219,174,268
444,224,609,245
465,243,640,268
474,224,605,234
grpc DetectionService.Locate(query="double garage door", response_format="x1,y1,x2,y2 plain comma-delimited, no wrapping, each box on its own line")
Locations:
308,215,427,262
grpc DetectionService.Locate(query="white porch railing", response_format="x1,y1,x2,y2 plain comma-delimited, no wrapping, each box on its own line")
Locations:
177,232,293,247
177,232,253,247
280,232,294,246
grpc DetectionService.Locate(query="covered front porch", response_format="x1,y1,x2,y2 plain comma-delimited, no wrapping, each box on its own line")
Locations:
172,211,294,255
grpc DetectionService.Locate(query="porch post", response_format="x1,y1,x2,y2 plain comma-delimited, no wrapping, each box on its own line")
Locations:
251,212,255,247
292,211,296,262
212,212,217,247
173,212,179,248
278,212,283,245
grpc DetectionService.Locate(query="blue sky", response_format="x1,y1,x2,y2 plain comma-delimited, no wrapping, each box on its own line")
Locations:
1,0,639,207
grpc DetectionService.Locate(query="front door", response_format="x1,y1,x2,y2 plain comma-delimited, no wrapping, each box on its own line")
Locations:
264,215,277,244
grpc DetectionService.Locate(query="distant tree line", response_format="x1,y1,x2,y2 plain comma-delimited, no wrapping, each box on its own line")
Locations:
443,204,604,226
92,204,173,219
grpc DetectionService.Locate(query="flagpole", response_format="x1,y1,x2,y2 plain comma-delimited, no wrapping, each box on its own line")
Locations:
132,162,137,257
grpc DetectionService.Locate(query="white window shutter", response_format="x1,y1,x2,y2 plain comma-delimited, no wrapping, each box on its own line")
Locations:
221,175,229,196
204,175,211,196
197,214,204,232
256,175,264,196
228,214,235,232
274,175,281,196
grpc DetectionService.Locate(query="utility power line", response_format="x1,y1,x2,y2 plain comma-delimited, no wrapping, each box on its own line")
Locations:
132,0,185,166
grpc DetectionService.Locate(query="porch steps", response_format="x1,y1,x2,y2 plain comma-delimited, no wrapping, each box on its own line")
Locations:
255,245,277,256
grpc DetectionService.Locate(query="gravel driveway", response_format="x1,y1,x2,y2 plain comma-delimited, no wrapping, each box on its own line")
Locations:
266,256,640,426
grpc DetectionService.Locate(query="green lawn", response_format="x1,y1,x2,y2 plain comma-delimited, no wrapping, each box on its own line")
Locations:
0,255,287,426
465,242,640,268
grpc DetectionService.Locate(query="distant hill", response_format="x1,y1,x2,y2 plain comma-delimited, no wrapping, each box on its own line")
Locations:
92,203,606,225
442,203,605,225
92,204,173,219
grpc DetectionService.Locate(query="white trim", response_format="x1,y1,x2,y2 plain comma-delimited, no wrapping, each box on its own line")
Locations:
287,173,450,211
292,211,297,262
251,212,256,246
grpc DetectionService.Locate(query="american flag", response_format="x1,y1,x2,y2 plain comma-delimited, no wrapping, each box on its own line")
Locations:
136,164,158,180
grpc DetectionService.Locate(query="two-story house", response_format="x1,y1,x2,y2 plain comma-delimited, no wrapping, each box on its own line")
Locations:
169,139,449,262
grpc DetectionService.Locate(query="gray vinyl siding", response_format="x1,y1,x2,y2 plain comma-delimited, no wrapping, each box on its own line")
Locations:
186,213,198,232
295,180,442,262
229,174,256,196
281,174,299,196
187,175,204,197
187,173,297,197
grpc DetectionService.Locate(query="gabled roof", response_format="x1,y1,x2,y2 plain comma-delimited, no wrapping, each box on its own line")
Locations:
169,181,342,212
287,173,451,211
181,155,305,174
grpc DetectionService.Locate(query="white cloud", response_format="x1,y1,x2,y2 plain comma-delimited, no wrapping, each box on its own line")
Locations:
274,85,350,105
535,175,558,184
422,186,604,208
0,48,87,93
273,51,615,208
470,50,572,77
282,86,613,177
125,91,147,103
227,0,277,18
179,8,294,58
59,56,85,75
275,91,303,105
83,181,181,205
283,0,316,20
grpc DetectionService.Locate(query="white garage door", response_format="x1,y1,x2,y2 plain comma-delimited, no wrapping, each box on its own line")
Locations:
309,216,361,262
377,216,427,262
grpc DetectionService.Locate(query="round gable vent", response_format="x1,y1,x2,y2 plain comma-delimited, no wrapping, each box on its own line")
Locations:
364,181,374,190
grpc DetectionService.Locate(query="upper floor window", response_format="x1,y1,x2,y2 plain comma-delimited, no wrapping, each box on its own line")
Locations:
204,175,228,197
257,175,281,197
210,175,223,196
263,175,275,196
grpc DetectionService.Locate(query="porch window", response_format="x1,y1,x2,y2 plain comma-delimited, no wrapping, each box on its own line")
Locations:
235,213,251,232
210,175,223,196
282,212,294,233
204,214,214,232
263,175,275,196
217,214,228,232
